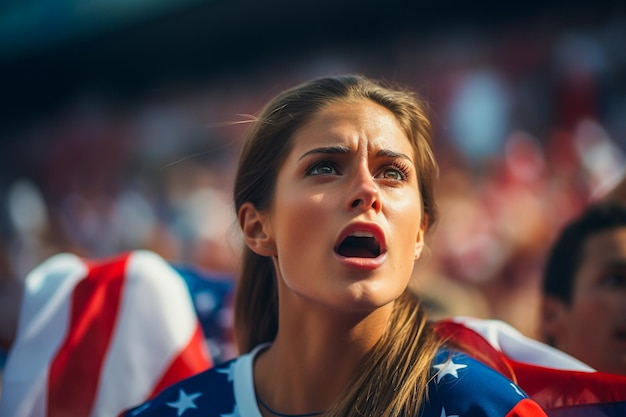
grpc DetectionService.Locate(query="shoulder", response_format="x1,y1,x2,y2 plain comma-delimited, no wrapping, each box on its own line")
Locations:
120,359,239,417
423,349,547,417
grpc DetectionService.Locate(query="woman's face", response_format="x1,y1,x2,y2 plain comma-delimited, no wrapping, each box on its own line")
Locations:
264,99,426,312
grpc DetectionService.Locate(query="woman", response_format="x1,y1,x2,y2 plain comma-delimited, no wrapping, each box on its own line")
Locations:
121,75,546,416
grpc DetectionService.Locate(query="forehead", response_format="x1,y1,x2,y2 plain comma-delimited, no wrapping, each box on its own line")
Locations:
290,99,413,154
578,227,626,275
582,227,626,259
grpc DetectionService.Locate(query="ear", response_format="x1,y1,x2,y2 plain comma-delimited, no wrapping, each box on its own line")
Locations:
414,214,428,260
540,295,568,346
238,202,277,257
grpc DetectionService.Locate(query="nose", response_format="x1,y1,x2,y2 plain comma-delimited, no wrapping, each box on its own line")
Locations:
347,166,382,213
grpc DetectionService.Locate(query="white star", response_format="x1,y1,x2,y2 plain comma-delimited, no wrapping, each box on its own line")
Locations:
216,362,236,382
440,406,459,417
166,389,202,417
433,358,468,383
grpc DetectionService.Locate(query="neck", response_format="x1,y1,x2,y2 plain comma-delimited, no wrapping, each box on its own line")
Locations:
254,302,393,416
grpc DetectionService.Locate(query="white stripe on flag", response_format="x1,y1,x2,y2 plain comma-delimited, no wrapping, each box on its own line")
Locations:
89,250,201,417
0,253,88,417
452,316,595,372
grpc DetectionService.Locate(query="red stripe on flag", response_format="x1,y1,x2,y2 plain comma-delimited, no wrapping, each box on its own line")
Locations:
512,360,626,409
47,253,130,417
505,398,548,417
148,324,212,398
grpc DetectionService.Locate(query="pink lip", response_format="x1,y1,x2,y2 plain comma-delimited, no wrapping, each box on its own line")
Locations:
334,222,388,270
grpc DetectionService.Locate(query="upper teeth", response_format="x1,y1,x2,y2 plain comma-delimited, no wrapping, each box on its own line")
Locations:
351,231,374,237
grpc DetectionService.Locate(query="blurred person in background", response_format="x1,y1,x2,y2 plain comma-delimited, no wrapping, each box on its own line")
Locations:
0,247,23,394
600,170,626,203
541,201,626,376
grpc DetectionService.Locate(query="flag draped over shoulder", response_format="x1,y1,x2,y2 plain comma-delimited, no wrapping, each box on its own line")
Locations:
0,250,212,417
435,316,626,416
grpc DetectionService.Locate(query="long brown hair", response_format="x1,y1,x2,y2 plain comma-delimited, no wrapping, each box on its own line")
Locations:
233,74,441,416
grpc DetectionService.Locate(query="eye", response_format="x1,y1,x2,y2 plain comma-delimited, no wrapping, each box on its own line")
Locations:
306,160,340,176
377,163,410,181
599,272,626,289
381,168,404,180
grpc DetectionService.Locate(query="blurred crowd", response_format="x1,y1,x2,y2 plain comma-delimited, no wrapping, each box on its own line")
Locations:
1,10,626,345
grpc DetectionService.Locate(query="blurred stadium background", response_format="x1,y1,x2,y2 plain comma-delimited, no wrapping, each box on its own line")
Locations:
1,0,626,338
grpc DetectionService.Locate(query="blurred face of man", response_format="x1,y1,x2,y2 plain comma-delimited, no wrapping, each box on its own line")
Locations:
545,227,626,375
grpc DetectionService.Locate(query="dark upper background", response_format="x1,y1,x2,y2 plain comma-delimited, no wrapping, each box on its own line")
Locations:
2,0,623,132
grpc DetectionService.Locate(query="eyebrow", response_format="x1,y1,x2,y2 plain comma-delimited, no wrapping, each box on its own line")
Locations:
298,145,350,160
376,149,415,165
600,259,626,269
298,146,415,165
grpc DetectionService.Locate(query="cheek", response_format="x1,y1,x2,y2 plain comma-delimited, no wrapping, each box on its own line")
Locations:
571,292,614,326
388,195,423,245
273,193,332,254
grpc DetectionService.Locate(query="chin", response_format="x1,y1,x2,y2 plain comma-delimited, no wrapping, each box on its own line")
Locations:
336,287,401,312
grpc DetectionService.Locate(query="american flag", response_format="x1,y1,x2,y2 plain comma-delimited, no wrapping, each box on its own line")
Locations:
0,250,212,417
435,317,626,416
119,343,548,417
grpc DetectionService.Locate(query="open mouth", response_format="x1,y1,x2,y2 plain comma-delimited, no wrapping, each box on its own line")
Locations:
335,232,382,258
